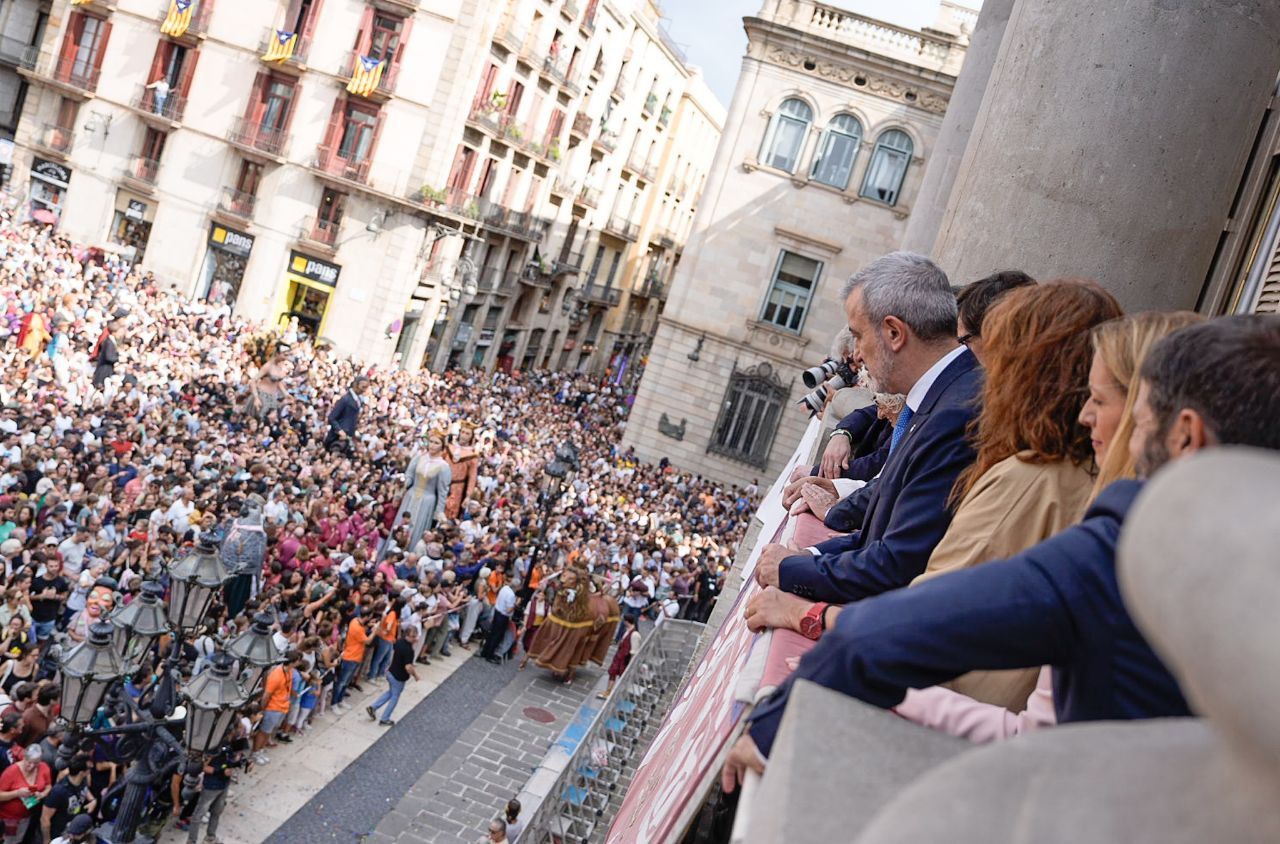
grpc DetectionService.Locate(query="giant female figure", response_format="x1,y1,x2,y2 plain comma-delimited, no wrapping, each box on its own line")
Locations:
392,430,452,554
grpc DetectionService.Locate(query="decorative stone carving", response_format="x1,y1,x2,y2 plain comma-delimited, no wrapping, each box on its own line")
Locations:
658,413,687,441
763,46,949,114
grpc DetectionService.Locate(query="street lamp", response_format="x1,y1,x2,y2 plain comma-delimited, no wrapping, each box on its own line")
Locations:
183,652,248,754
167,537,232,632
226,612,282,696
109,581,169,673
59,622,125,726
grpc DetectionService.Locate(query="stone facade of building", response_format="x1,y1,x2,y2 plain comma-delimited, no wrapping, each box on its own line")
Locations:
623,0,974,487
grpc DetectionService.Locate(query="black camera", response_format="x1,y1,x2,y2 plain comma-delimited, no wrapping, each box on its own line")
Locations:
801,359,856,390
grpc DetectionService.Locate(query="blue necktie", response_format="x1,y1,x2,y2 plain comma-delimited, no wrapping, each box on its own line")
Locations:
889,406,915,454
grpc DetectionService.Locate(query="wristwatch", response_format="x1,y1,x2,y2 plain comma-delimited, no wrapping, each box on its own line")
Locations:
798,601,830,640
829,429,854,444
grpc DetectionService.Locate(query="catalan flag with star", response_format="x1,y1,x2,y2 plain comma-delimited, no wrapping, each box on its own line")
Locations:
160,0,195,37
347,55,386,97
263,29,298,63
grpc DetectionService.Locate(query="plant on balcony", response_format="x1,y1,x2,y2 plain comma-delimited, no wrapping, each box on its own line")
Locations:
506,124,524,143
417,185,448,204
463,202,481,220
549,144,562,162
530,141,545,157
490,91,508,110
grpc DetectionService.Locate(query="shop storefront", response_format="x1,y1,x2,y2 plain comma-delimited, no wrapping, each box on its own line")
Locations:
199,223,255,310
29,158,72,225
109,191,156,262
276,250,340,341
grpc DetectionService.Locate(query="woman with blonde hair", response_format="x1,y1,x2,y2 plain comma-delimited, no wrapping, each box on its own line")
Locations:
894,309,1203,742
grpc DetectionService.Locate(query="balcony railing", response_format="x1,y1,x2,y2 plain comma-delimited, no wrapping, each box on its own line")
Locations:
642,93,658,117
554,250,584,274
37,123,74,155
51,56,101,94
570,112,592,138
303,217,339,247
494,18,526,53
338,51,398,97
467,102,514,136
612,74,629,101
131,85,186,123
542,54,568,85
592,131,618,154
227,117,289,158
576,185,600,208
551,176,576,196
581,283,621,307
414,188,548,241
605,213,639,241
127,156,160,186
628,151,658,182
156,0,212,38
562,0,580,22
217,186,257,220
314,145,372,184
635,272,667,300
258,27,312,66
659,105,672,127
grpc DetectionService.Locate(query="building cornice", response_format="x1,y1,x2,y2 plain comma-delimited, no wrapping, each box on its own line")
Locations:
744,17,957,116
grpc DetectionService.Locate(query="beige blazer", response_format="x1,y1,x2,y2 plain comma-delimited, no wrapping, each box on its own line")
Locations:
913,452,1095,710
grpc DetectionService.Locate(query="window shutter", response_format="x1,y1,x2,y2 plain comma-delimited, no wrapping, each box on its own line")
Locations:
92,20,113,74
322,95,344,149
301,0,325,40
354,6,374,53
146,42,166,85
57,15,83,72
282,79,301,134
395,14,414,72
368,108,386,168
1255,234,1280,313
178,47,200,98
245,71,268,122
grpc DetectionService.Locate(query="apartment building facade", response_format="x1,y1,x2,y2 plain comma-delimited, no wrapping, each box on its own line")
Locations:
0,0,49,173
623,0,974,487
9,0,719,370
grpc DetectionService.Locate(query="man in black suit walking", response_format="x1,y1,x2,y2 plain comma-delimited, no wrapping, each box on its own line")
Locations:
325,376,370,455
90,319,122,389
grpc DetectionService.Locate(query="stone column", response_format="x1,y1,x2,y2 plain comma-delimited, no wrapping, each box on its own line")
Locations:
900,0,1015,256
932,0,1280,310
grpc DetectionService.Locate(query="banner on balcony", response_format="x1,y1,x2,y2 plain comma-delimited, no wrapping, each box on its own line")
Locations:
346,56,385,97
262,30,297,63
160,0,194,38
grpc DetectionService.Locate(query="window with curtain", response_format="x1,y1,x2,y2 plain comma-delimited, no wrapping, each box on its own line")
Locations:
760,250,822,333
709,363,787,468
759,98,812,173
810,113,863,189
338,107,377,161
859,129,914,206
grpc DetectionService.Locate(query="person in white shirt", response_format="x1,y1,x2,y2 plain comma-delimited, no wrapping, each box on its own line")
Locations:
481,579,518,663
57,525,91,578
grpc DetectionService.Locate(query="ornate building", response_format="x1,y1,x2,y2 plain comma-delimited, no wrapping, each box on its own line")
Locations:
623,0,974,487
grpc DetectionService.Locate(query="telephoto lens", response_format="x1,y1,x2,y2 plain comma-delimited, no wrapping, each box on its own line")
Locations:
826,361,858,391
801,359,840,389
797,384,830,415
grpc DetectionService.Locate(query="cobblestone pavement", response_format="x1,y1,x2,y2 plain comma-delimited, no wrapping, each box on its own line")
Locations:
367,657,607,844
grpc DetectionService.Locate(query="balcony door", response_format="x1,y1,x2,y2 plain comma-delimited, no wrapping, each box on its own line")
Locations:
337,105,377,163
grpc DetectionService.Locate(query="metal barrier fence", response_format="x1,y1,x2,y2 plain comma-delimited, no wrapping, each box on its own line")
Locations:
521,619,705,843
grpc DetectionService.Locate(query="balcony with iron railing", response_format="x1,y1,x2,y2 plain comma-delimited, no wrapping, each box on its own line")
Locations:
125,156,161,189
494,17,526,53
554,250,585,274
301,217,339,249
576,185,600,208
314,145,372,185
634,270,667,300
592,130,618,154
604,214,639,241
155,0,212,38
217,186,257,220
561,0,581,22
130,84,186,124
257,27,311,68
467,101,514,137
581,283,621,307
227,117,290,159
47,54,102,96
658,105,672,128
338,51,398,98
551,176,576,197
627,150,658,183
37,123,74,156
542,53,569,86
642,92,658,117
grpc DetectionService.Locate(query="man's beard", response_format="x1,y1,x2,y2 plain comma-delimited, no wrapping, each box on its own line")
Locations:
861,333,896,394
1135,432,1171,480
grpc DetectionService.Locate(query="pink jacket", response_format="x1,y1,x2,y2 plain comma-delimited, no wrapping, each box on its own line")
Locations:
893,666,1057,743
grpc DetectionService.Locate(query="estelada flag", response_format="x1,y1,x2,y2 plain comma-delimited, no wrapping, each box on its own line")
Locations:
160,0,195,38
263,30,298,63
346,55,385,97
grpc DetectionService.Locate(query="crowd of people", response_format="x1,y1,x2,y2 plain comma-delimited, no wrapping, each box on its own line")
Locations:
718,252,1280,797
0,202,757,843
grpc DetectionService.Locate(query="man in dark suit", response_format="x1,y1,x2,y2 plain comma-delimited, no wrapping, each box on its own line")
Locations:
723,315,1280,790
324,376,370,454
755,252,982,603
90,319,122,389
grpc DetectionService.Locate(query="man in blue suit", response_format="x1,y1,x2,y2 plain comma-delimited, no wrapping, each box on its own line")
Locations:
324,376,370,454
755,252,982,603
722,315,1280,791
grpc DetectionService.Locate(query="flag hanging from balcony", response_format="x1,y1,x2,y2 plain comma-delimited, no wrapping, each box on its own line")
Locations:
160,0,195,38
263,30,298,63
347,55,385,97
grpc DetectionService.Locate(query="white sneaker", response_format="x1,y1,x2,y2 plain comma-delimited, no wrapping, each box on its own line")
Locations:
253,752,269,765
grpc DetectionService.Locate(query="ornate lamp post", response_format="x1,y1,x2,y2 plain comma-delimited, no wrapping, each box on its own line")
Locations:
57,538,277,844
226,612,282,697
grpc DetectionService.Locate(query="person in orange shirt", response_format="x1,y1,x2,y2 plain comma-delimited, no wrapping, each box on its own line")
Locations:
253,651,300,762
332,608,369,711
486,567,506,606
368,598,402,682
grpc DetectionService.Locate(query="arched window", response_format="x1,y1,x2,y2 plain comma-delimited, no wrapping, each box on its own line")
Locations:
709,362,788,468
859,129,914,206
809,113,862,189
759,98,812,173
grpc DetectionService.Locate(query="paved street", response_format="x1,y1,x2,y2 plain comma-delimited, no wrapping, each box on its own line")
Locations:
253,652,605,844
